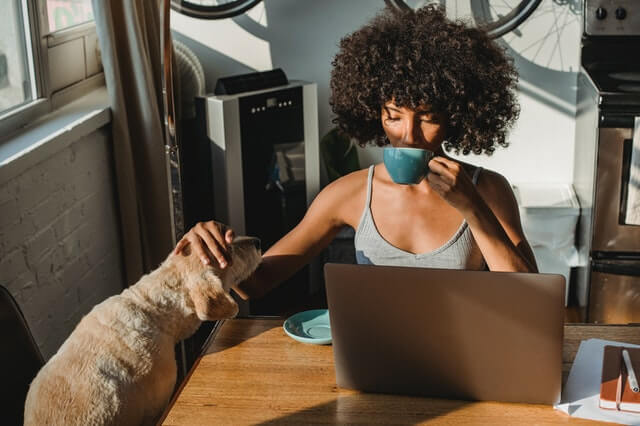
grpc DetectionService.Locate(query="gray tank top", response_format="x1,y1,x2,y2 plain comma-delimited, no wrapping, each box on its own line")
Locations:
354,165,486,270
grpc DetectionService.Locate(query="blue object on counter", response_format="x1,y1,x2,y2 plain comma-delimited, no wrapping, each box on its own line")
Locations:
283,309,331,345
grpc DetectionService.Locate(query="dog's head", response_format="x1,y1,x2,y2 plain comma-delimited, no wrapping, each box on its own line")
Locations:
181,236,261,321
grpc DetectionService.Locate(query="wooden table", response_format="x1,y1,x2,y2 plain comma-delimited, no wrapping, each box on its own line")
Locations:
160,319,640,425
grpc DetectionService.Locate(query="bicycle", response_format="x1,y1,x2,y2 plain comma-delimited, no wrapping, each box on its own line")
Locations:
170,0,542,40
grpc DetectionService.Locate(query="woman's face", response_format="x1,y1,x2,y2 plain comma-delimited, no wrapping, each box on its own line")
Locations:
381,101,447,152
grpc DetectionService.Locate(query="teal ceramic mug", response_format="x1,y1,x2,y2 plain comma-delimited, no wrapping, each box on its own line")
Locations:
383,147,435,184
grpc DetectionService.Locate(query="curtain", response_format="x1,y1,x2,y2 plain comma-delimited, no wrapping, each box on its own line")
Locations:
92,0,173,285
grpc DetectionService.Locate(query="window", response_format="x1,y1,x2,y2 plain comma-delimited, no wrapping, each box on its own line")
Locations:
0,0,100,140
0,1,36,118
46,0,94,33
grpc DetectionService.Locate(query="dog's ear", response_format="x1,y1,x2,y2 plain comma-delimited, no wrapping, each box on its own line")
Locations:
187,270,239,321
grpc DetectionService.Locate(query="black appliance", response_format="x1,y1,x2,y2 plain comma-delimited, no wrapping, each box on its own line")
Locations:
193,80,320,316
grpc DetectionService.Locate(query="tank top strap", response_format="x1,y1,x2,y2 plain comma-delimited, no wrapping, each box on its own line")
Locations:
471,166,483,185
365,165,375,207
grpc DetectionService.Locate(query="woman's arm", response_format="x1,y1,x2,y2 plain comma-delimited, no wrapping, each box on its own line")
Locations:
234,173,365,299
427,157,537,273
232,202,341,300
176,171,365,300
465,171,537,272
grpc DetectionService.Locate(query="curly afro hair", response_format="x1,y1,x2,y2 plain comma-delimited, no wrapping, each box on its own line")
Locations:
329,5,520,155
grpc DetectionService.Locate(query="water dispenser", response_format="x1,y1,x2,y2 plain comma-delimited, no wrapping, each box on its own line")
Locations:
193,80,320,315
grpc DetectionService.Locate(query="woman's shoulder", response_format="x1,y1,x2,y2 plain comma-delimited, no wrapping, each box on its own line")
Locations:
473,166,512,194
470,165,518,212
311,167,370,226
324,167,370,192
449,158,509,189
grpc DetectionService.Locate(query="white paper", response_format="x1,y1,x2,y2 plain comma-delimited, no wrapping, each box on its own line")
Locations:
555,338,640,425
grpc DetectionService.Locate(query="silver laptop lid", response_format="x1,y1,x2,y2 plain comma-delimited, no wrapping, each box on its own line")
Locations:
324,263,565,405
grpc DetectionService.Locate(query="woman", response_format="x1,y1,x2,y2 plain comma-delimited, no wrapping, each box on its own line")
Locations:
174,5,537,300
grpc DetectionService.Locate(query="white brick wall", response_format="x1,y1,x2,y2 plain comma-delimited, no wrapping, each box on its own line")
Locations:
0,127,124,359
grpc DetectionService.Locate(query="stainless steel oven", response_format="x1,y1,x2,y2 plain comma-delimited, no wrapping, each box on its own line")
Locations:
592,119,640,252
573,0,640,324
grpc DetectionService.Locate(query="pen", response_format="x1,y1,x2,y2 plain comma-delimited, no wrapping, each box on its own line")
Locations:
622,349,639,393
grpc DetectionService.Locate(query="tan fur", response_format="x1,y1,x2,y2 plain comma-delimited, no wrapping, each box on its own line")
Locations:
24,237,261,426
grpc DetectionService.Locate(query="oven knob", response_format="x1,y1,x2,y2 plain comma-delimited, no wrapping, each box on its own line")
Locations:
595,7,607,20
615,7,627,20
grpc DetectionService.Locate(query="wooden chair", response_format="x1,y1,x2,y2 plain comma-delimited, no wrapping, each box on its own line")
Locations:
0,285,44,425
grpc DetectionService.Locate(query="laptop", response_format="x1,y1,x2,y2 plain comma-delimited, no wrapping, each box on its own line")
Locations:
324,263,565,405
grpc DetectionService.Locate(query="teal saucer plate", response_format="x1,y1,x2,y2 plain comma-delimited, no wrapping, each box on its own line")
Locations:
283,309,331,345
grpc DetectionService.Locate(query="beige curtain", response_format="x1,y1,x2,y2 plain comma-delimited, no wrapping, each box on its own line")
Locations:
92,0,173,285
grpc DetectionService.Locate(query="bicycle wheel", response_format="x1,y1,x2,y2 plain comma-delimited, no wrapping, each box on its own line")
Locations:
170,0,263,20
383,0,543,39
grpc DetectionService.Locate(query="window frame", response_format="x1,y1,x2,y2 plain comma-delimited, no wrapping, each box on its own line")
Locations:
0,0,102,142
0,0,48,139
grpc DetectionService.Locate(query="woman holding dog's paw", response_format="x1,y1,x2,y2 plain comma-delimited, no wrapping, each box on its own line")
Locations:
175,5,537,300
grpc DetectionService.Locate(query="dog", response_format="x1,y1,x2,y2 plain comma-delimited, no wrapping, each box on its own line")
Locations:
24,236,261,426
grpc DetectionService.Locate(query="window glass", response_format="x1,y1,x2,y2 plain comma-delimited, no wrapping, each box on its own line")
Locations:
0,0,34,117
47,0,94,33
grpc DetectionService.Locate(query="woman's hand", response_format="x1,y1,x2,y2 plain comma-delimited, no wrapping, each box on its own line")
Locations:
174,221,235,268
426,157,480,214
